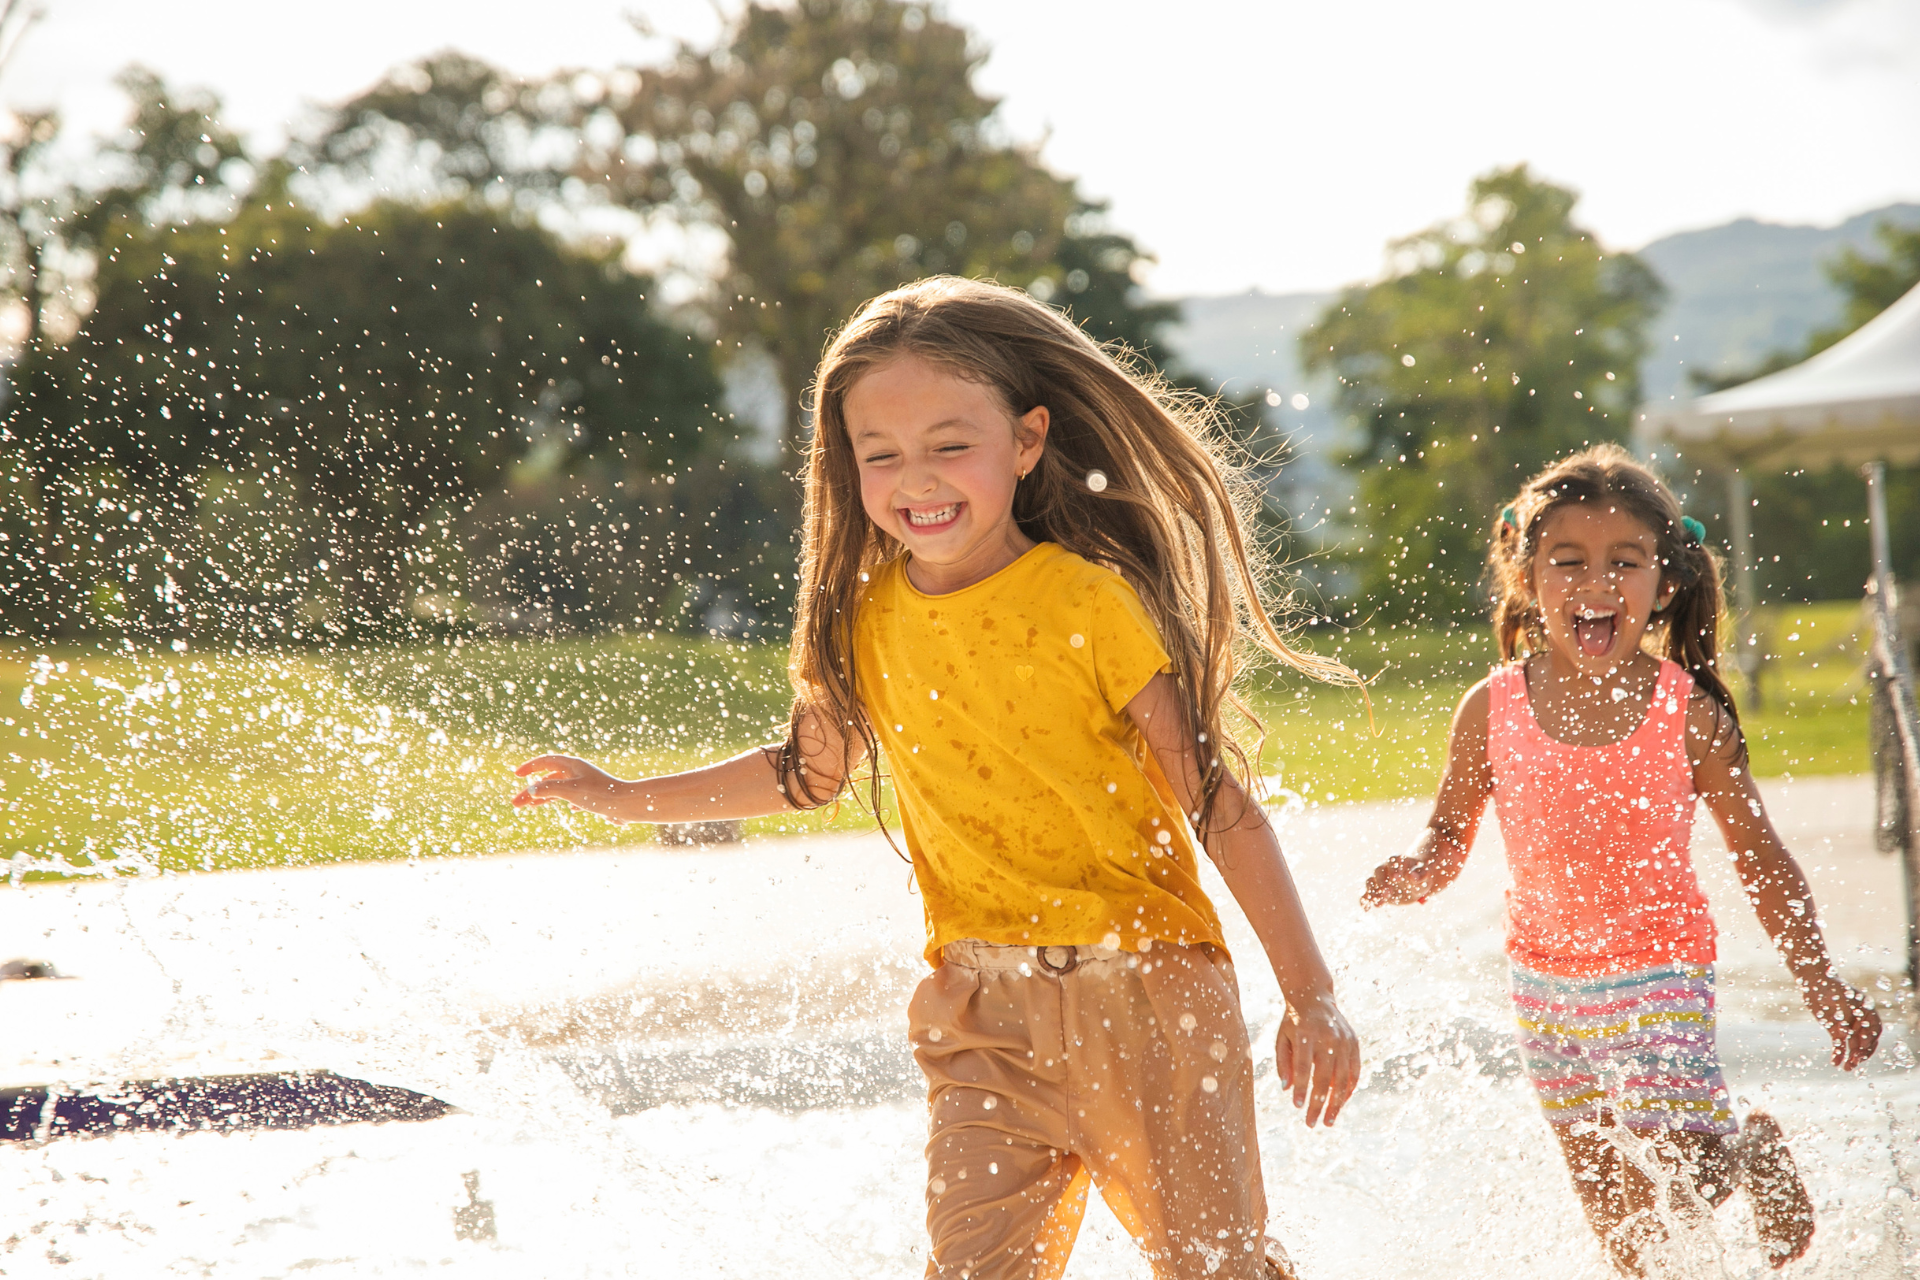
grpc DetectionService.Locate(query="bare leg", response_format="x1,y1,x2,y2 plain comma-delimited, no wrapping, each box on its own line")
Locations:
1549,1121,1733,1277
1728,1112,1814,1269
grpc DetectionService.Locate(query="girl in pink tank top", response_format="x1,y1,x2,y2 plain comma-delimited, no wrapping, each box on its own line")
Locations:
1362,445,1880,1275
1487,657,1716,977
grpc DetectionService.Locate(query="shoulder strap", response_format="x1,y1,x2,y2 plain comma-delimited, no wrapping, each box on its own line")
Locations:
1485,662,1527,757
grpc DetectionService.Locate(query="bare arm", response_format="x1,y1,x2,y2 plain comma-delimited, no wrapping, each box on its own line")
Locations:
1363,679,1493,909
1687,693,1881,1071
1126,673,1360,1128
510,705,862,826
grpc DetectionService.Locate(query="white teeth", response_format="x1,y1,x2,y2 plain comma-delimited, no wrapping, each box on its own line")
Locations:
906,504,958,527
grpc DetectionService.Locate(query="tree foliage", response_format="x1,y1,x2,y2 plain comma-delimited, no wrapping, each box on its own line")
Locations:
583,0,1159,458
5,192,727,638
3,8,1198,641
1304,165,1664,619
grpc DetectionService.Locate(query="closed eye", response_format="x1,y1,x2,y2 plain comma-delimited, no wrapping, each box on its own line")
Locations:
861,451,898,465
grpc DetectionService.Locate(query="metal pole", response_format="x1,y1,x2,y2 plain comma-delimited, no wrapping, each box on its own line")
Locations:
1863,460,1920,996
1726,469,1762,709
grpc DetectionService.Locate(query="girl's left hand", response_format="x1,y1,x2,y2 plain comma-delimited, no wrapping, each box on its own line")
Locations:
1275,993,1361,1128
1803,975,1882,1071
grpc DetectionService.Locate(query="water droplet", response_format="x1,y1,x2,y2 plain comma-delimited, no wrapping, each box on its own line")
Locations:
982,1097,997,1111
929,689,939,700
927,1027,942,1041
1209,1041,1229,1062
930,1177,947,1195
1085,470,1108,493
1105,782,1117,793
1156,829,1172,845
1101,932,1122,950
1178,1012,1198,1032
1400,353,1416,367
1069,634,1084,648
1200,1075,1218,1093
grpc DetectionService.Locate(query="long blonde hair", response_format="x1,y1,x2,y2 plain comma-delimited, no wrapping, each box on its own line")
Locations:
775,276,1358,838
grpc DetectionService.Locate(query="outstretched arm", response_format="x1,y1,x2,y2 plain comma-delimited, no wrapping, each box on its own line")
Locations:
1687,693,1880,1071
1127,673,1361,1129
511,705,862,826
1362,679,1493,909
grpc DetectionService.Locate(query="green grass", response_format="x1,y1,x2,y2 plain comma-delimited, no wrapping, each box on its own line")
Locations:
0,601,1872,878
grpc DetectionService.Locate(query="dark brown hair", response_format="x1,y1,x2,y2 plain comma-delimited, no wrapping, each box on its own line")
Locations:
774,276,1358,840
1487,442,1738,722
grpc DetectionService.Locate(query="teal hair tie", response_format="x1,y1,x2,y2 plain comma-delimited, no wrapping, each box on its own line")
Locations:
1501,505,1520,531
1681,516,1706,545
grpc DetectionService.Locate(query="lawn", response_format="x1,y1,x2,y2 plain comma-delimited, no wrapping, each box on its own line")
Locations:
0,601,1873,879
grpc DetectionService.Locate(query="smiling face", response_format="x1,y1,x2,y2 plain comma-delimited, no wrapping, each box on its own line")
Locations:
845,354,1048,594
1528,501,1678,674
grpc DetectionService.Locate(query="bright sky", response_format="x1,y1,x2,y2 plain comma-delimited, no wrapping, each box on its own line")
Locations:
10,0,1919,297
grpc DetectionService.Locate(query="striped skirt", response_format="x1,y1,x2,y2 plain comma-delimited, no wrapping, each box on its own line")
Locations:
1510,961,1736,1135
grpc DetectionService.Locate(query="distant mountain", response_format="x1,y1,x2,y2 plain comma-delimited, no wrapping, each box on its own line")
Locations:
1636,202,1920,405
1160,200,1920,454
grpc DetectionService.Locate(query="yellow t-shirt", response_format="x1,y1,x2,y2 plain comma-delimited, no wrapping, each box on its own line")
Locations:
852,541,1226,964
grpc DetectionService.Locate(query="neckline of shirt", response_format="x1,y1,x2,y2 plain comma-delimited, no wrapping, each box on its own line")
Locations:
1513,657,1679,752
895,540,1059,601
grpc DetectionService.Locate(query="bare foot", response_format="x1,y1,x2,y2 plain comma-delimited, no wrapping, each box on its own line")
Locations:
1732,1112,1814,1269
1262,1237,1301,1280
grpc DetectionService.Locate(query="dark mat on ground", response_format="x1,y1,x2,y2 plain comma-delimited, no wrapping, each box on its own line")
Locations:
0,1070,453,1141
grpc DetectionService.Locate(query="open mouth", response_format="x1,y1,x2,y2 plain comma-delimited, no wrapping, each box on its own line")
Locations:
902,503,961,531
1572,607,1618,657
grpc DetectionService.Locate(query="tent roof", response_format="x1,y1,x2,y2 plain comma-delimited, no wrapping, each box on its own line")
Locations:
1638,281,1920,468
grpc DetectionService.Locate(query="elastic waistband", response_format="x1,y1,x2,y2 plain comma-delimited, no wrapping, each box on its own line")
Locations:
1509,959,1714,990
941,939,1134,976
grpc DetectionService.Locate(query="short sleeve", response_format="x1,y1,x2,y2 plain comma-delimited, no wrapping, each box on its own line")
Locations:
1090,575,1173,715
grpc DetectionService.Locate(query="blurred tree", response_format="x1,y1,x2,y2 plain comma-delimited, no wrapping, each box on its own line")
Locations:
1044,199,1178,362
302,51,581,206
6,195,725,637
307,24,1185,498
2,66,243,369
1304,165,1663,620
584,0,1086,464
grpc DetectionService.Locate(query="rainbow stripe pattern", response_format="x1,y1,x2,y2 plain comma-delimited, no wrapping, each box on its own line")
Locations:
1510,961,1736,1135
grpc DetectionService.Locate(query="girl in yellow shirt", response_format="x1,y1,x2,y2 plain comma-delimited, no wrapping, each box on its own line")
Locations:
513,277,1361,1280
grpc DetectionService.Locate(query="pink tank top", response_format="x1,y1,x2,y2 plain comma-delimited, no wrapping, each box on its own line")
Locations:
1486,659,1715,977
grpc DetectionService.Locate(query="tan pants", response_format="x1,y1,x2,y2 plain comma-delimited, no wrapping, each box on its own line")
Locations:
911,940,1282,1280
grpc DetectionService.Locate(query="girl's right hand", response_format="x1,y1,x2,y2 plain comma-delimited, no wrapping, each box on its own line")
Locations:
513,754,625,818
1361,855,1437,909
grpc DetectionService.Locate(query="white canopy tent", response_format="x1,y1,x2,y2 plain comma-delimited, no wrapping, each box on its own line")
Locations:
1639,280,1920,469
1639,282,1920,988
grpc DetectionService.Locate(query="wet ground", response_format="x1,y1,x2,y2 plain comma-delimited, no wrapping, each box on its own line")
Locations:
0,775,1914,1278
